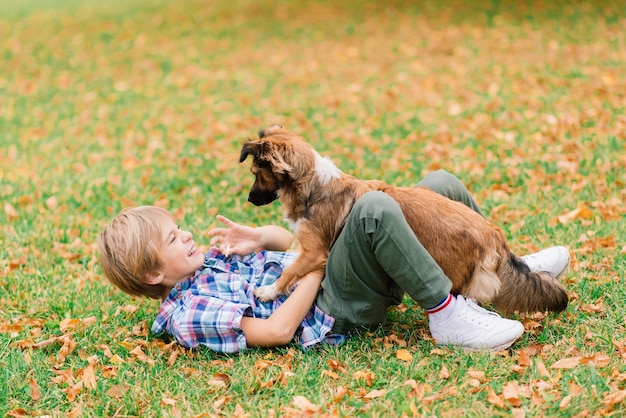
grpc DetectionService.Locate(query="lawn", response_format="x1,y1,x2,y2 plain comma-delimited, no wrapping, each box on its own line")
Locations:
1,0,625,416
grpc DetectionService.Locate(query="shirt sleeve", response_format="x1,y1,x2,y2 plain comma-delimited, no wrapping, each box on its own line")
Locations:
168,293,251,353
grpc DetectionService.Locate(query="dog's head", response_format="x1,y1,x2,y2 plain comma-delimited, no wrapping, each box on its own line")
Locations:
239,125,316,206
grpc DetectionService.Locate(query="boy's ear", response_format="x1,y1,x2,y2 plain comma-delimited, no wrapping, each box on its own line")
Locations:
144,271,164,285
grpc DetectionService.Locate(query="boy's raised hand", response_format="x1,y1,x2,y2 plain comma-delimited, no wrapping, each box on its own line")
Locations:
207,215,263,256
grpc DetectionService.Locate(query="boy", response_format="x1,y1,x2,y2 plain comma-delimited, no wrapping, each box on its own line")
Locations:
98,170,570,353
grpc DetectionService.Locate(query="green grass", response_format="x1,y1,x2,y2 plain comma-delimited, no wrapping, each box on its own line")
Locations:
1,0,625,415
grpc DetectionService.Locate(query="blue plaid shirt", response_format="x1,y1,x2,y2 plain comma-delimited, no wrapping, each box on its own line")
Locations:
151,248,344,353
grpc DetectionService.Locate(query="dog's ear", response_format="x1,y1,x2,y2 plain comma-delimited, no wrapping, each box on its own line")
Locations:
239,140,262,163
258,125,284,138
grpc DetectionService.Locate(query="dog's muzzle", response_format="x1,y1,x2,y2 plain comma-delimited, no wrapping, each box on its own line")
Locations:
248,188,279,206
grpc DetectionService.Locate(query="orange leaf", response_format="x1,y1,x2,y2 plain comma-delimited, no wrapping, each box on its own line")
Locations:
161,397,177,407
559,394,572,409
293,395,320,413
439,365,450,380
328,359,347,372
322,370,339,379
59,318,81,333
208,372,230,387
29,379,40,402
353,370,374,386
80,364,97,389
580,353,611,368
518,349,532,367
6,409,29,417
106,384,129,399
364,389,386,399
129,346,156,366
396,349,413,362
502,381,525,407
550,357,581,369
602,390,626,411
467,369,486,383
487,387,505,408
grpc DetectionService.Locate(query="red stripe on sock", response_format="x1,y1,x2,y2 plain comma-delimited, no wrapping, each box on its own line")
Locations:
426,294,453,314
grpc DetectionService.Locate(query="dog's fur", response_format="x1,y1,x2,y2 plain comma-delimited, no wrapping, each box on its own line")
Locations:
239,125,568,313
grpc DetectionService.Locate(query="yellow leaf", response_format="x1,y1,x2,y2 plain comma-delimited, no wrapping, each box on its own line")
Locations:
322,370,339,379
396,349,413,362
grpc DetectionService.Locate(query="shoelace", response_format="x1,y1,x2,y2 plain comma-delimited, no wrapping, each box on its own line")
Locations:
458,298,499,327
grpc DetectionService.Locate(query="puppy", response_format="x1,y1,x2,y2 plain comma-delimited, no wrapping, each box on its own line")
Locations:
239,125,568,314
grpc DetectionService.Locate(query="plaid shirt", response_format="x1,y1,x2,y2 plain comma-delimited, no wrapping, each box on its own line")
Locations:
151,248,344,353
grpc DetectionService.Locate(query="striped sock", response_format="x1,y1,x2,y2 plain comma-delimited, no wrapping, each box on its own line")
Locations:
425,294,456,321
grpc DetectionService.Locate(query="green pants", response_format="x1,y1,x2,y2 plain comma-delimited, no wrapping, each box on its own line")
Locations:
316,169,484,334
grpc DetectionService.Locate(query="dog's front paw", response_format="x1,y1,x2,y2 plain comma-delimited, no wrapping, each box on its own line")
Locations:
254,283,279,302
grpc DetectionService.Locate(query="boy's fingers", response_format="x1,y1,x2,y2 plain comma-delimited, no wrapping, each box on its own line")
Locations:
216,215,234,226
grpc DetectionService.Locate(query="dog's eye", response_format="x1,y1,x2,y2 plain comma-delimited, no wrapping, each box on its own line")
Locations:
256,160,271,169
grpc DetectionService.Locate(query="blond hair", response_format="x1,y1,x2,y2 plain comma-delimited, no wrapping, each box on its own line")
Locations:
98,206,174,299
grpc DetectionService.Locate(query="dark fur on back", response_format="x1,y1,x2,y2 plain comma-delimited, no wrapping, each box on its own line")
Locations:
240,126,568,313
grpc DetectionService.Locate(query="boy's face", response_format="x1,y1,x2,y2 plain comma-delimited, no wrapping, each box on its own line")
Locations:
154,217,205,287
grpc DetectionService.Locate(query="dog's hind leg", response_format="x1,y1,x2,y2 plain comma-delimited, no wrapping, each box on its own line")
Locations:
459,251,502,305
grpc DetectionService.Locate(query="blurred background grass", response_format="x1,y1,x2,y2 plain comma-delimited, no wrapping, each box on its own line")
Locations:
1,0,625,416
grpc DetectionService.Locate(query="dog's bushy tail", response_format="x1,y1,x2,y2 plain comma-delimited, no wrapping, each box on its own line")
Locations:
493,253,568,314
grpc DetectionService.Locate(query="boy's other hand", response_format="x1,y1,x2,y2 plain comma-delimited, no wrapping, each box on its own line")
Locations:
207,215,263,256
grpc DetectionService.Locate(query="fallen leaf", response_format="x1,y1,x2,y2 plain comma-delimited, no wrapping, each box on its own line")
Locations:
396,349,413,362
293,395,320,413
601,390,626,411
551,357,581,369
29,378,40,401
487,387,505,408
322,370,339,379
106,384,129,399
364,389,386,399
353,370,374,386
439,365,450,380
580,353,611,367
5,409,29,417
4,202,18,220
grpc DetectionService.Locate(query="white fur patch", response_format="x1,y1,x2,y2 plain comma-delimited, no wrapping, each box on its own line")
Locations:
285,218,302,233
254,283,279,302
314,151,342,184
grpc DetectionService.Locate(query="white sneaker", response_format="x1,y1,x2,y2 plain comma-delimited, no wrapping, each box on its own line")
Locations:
429,295,525,351
521,246,570,279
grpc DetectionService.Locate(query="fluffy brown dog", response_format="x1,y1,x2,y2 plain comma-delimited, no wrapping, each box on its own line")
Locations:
239,125,568,313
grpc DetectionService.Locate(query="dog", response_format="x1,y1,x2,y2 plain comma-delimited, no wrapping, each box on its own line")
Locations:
239,125,568,314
